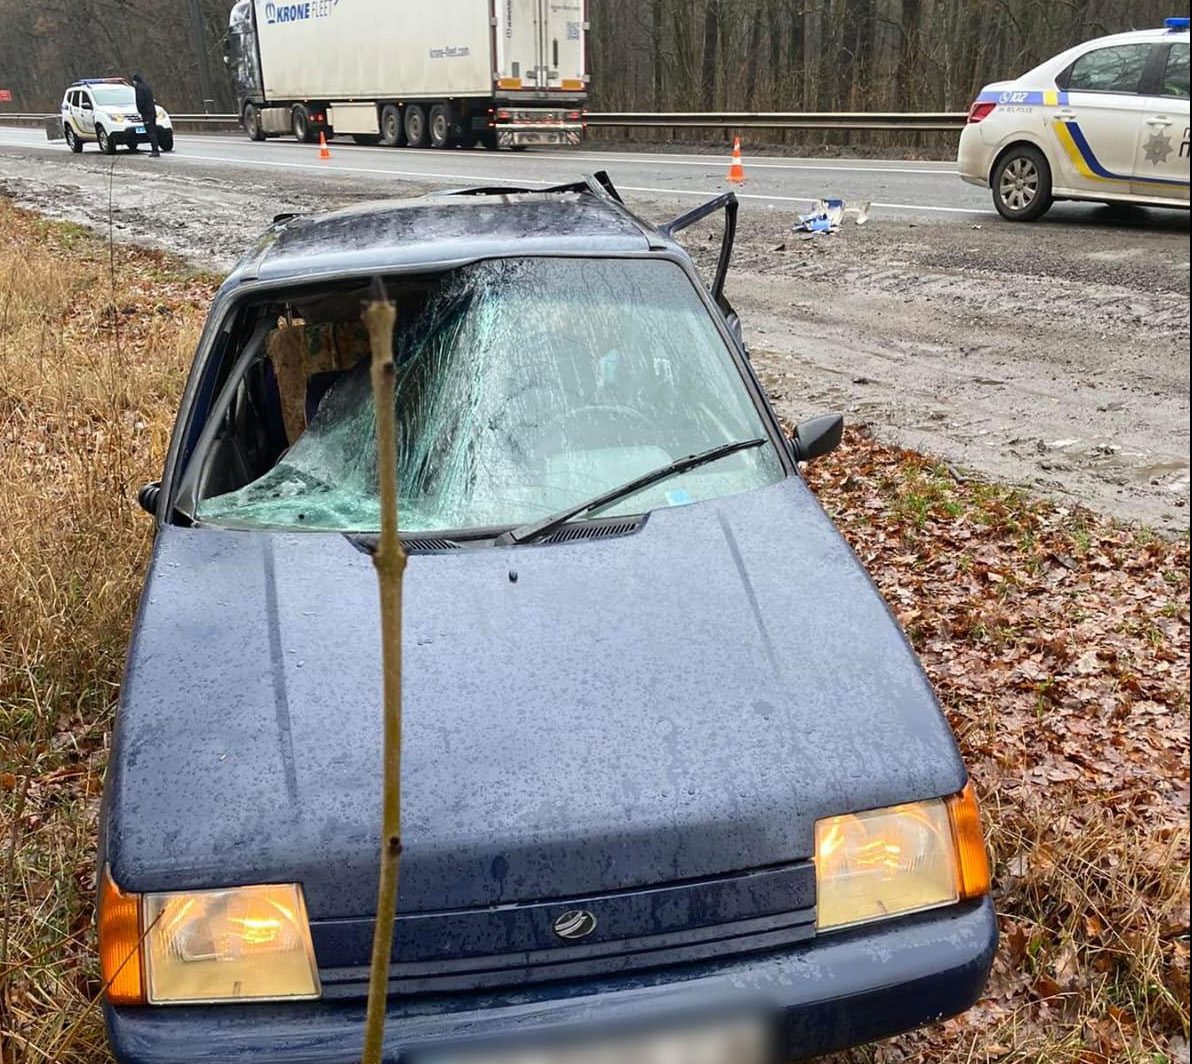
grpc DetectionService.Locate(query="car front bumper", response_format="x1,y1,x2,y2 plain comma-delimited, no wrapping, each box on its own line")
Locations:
107,122,172,146
106,898,996,1063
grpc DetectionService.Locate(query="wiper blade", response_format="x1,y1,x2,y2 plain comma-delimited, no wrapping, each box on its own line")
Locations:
498,438,767,547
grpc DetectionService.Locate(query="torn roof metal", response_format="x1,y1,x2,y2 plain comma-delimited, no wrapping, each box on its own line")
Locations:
227,176,676,287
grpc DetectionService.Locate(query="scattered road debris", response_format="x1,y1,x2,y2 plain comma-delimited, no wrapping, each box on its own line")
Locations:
793,197,872,234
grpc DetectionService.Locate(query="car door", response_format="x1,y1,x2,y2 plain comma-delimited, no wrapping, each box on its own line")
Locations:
78,90,97,137
661,191,738,316
1050,42,1153,194
1133,41,1191,199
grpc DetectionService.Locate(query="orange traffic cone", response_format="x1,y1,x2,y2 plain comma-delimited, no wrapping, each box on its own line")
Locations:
726,137,745,184
318,131,331,160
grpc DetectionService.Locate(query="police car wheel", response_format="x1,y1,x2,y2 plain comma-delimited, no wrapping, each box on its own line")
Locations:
65,127,83,153
992,145,1053,222
97,127,117,155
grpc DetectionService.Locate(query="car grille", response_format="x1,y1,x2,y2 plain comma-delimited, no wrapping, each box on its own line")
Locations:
312,862,816,999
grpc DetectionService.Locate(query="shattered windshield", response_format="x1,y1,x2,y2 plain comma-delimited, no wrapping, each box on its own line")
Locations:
197,257,783,533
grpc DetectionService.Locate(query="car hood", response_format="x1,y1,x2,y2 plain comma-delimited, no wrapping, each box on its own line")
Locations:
105,477,964,919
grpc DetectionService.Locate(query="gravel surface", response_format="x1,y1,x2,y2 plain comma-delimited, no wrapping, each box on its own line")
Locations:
1,145,1187,530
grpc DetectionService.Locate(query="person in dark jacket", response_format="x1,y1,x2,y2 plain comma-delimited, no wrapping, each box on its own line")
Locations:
131,73,160,157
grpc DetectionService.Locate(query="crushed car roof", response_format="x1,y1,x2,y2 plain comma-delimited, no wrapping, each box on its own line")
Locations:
228,175,672,287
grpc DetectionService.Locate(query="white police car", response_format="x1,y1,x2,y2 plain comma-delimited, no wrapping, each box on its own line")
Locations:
60,79,174,155
958,18,1189,220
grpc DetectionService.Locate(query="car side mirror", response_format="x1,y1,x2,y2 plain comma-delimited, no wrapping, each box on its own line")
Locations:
790,414,844,463
137,481,161,515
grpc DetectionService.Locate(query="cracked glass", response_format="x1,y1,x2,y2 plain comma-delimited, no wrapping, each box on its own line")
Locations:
197,257,783,533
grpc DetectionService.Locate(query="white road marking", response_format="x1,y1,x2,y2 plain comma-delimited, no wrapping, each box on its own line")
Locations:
119,149,996,215
5,127,955,175
289,139,961,176
0,128,990,215
488,148,960,176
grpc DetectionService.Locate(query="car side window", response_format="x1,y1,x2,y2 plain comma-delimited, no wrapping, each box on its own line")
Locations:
1063,43,1153,93
1161,43,1190,99
80,92,93,110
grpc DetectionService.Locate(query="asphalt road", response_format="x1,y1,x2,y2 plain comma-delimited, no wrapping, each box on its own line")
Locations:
0,124,995,220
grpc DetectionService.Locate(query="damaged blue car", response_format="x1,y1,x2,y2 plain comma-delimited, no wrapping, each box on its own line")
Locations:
101,174,996,1064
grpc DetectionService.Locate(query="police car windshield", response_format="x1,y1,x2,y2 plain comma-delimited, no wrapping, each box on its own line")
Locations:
90,86,136,107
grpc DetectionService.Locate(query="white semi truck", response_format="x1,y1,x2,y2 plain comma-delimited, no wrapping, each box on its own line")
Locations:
225,0,588,149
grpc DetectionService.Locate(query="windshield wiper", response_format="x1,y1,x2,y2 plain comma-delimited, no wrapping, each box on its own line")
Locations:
496,438,768,547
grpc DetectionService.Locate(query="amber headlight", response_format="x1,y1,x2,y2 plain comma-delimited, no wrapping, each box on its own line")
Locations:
814,783,990,932
99,871,321,1005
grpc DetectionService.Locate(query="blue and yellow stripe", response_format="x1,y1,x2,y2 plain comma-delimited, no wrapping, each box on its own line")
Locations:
1054,119,1190,187
976,89,1070,106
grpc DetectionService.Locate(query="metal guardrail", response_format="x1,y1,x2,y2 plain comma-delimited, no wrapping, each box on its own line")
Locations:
0,112,242,130
586,111,967,132
2,110,967,133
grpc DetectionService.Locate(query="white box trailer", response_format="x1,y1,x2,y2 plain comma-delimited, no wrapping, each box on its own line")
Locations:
226,0,588,148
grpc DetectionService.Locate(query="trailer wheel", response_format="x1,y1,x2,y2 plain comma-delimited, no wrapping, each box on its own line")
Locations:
404,104,429,148
291,104,315,144
429,104,453,149
378,104,404,147
243,103,266,141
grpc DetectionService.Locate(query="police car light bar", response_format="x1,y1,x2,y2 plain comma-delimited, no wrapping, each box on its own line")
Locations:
72,77,129,86
1165,16,1190,29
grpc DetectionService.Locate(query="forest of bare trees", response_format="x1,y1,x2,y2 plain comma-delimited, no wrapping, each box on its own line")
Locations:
590,0,1176,112
0,0,1178,115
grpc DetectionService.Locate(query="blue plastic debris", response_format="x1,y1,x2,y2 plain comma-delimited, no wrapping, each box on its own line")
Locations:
792,198,870,235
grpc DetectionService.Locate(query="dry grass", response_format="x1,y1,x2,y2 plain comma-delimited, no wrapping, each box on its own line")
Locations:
0,200,1188,1064
0,199,214,1061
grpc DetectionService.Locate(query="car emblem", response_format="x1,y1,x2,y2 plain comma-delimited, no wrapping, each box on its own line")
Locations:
552,909,598,940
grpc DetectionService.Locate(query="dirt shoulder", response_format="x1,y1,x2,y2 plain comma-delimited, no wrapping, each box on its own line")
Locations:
1,145,1187,530
726,209,1190,533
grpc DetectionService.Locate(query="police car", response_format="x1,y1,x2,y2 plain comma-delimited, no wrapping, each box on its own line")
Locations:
60,78,174,154
958,18,1189,220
